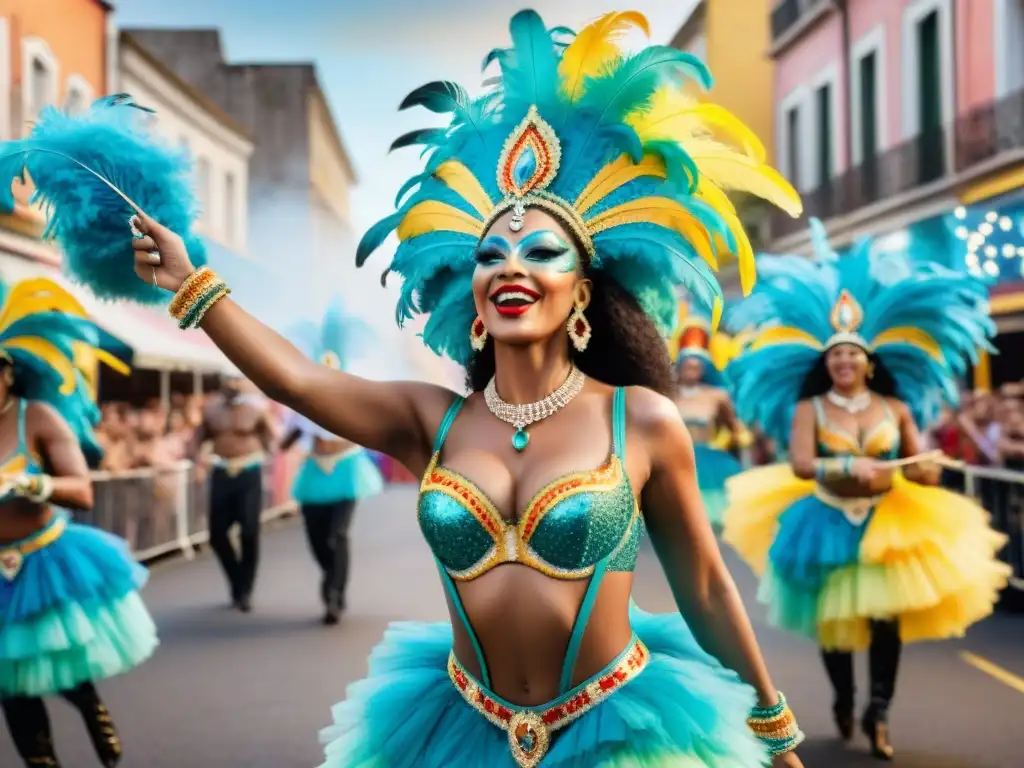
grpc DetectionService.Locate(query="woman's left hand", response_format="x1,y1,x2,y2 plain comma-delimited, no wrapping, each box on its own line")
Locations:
772,751,804,768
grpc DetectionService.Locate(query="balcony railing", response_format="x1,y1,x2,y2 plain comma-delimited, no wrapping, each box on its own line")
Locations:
768,85,1024,242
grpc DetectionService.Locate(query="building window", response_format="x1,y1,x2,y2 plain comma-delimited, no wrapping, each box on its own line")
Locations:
29,58,53,123
815,82,833,188
786,106,801,187
917,11,941,134
63,75,92,115
224,171,237,244
22,38,58,132
996,0,1024,97
858,52,878,161
196,157,211,224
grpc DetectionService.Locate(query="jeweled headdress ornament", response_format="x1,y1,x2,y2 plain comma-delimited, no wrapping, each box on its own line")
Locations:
358,9,802,364
726,218,995,445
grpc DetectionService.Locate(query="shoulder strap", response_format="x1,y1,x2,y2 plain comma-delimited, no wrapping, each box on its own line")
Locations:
612,387,627,460
433,396,465,454
16,398,28,452
811,396,826,426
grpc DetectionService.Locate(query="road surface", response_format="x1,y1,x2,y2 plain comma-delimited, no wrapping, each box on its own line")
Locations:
3,487,1022,767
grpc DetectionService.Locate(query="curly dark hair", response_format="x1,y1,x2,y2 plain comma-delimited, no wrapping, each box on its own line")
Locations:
797,351,900,400
465,271,675,395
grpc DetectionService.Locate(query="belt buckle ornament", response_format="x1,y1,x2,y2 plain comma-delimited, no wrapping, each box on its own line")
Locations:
507,710,550,768
0,548,23,581
840,498,873,526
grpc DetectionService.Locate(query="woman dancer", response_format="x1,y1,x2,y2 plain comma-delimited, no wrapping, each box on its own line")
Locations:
13,10,808,766
281,298,384,624
669,303,746,528
722,220,1010,760
0,278,157,767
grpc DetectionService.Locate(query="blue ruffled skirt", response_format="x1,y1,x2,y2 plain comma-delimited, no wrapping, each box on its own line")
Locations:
692,444,741,528
0,511,158,696
293,449,385,506
318,605,769,767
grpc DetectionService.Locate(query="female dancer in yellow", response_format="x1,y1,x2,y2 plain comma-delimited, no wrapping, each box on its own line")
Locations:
9,10,809,766
669,302,748,527
723,221,1010,760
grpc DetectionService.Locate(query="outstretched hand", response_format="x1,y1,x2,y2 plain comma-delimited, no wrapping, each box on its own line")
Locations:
130,213,196,293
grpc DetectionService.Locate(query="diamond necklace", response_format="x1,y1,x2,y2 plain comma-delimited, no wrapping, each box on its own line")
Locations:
484,365,586,452
826,389,872,414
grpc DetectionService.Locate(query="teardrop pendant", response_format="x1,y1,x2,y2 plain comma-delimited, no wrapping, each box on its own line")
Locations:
512,428,529,452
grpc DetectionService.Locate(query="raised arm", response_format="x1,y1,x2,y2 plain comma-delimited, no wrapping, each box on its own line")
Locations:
130,213,451,473
633,391,801,767
24,401,94,510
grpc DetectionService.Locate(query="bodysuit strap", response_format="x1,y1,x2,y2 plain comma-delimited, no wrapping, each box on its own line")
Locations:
811,396,826,428
16,398,28,453
433,396,465,454
558,388,625,694
436,558,491,688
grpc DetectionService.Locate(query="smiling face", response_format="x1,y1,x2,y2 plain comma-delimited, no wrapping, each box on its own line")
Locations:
471,207,588,348
825,343,870,390
678,357,706,386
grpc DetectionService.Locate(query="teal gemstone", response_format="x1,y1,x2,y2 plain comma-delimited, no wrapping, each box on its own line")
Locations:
512,145,538,188
512,428,529,452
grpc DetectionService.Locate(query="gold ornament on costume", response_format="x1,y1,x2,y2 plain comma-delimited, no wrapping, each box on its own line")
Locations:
826,289,869,350
496,106,562,232
319,351,341,370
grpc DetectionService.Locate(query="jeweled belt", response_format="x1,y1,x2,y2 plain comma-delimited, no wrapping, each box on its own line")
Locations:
0,514,67,581
448,636,649,767
212,451,265,477
814,484,884,526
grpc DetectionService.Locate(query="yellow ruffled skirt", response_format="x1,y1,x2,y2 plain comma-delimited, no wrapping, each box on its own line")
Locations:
722,465,1011,652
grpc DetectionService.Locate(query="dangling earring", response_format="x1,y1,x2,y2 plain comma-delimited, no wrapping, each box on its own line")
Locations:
470,316,488,352
867,362,876,380
567,301,592,353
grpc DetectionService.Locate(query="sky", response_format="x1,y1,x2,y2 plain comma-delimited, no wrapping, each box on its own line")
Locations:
113,0,699,380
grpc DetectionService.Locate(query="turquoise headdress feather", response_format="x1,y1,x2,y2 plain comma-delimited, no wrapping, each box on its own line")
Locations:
0,278,131,461
0,94,205,305
359,9,802,366
289,296,374,373
727,218,995,446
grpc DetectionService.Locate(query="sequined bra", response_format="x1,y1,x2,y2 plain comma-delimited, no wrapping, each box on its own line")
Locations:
419,387,644,695
418,387,642,582
0,400,45,502
813,396,900,460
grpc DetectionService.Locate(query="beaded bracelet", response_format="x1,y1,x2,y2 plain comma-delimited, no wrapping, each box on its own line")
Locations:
814,456,853,481
747,692,805,756
170,268,231,330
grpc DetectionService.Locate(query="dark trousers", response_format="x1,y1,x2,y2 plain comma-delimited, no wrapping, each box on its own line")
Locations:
2,682,117,766
821,619,902,718
208,466,263,601
301,500,355,607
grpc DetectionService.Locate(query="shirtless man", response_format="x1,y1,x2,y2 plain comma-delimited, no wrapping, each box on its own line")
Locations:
194,374,276,612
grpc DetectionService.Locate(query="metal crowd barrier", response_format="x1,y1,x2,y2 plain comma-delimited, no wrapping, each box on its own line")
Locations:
79,460,292,563
943,464,1024,595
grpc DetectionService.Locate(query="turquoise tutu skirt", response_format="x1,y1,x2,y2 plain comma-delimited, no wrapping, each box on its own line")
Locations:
318,604,769,767
293,449,385,506
692,444,741,528
0,511,158,697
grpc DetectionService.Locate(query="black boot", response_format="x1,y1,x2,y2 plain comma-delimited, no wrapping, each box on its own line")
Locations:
322,588,344,626
1,696,61,766
862,620,901,760
61,683,122,767
821,649,855,741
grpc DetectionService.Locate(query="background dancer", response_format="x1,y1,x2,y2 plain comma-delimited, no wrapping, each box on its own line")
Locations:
669,302,747,528
0,278,157,767
722,221,1011,760
192,374,276,613
280,298,383,624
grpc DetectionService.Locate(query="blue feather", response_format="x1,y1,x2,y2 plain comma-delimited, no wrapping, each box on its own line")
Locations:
499,10,562,116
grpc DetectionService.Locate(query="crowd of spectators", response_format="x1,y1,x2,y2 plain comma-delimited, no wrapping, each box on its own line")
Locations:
93,393,208,473
926,384,1024,470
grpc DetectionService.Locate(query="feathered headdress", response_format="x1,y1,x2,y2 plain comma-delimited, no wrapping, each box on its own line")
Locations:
727,218,995,445
0,278,130,460
0,94,205,305
358,9,802,365
668,300,734,387
288,296,374,373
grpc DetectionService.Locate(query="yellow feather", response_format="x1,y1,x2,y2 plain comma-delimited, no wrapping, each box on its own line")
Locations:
711,296,723,334
684,137,803,217
587,197,718,269
396,200,484,241
628,88,766,162
871,327,945,362
575,154,666,215
2,337,77,394
750,326,823,352
434,161,493,219
0,278,88,334
559,11,650,102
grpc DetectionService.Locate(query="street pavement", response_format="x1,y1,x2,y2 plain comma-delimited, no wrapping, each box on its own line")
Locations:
3,486,1022,767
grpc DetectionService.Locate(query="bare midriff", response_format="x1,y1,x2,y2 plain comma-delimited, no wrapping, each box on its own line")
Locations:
0,500,53,544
